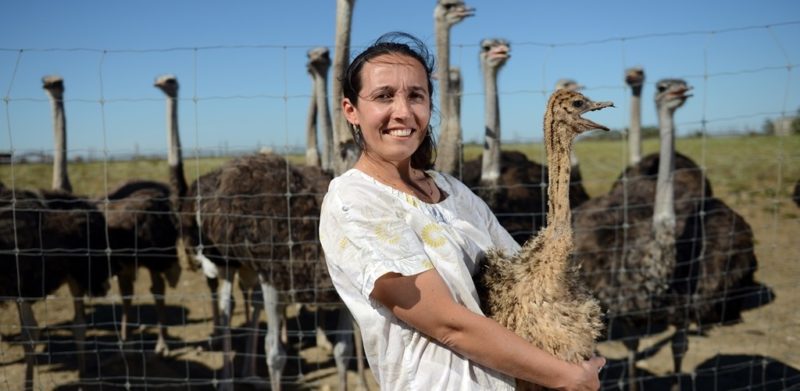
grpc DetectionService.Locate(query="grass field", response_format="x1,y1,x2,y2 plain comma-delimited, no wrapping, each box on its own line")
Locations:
1,134,799,390
3,134,799,202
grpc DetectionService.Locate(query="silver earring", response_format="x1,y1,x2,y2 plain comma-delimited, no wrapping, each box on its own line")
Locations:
352,124,364,148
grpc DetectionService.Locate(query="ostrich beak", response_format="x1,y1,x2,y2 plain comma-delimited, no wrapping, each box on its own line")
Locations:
578,100,614,132
456,6,476,18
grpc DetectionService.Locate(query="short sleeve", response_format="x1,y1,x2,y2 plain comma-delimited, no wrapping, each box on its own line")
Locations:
319,178,434,299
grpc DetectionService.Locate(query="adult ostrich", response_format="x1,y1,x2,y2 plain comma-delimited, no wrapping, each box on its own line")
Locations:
475,89,611,390
178,59,361,388
0,76,112,389
195,152,359,391
100,74,184,356
434,0,474,176
571,79,692,390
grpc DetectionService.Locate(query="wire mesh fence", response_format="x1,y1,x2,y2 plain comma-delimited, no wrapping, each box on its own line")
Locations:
1,19,799,391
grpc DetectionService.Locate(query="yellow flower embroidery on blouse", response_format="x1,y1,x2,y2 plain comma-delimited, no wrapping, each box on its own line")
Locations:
338,236,349,250
421,259,434,270
374,224,401,245
421,223,446,248
405,194,418,207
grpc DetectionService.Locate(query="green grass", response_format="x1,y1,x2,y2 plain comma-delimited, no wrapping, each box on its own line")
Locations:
466,134,800,202
2,135,798,207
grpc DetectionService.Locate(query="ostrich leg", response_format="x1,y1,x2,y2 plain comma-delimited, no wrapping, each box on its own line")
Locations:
117,266,135,342
331,310,354,391
149,270,169,355
218,265,236,391
622,334,641,391
259,277,287,391
67,279,88,378
18,301,39,391
353,321,367,391
671,326,689,391
242,279,263,380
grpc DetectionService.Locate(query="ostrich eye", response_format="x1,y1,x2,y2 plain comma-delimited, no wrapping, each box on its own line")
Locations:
572,100,584,108
657,85,667,93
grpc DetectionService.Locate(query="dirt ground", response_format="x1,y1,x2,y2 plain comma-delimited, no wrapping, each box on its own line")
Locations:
1,196,798,390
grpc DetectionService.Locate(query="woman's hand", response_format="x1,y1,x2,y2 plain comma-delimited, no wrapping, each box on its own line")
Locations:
560,356,605,391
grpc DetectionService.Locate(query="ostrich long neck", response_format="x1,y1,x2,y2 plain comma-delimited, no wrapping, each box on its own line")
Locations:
629,85,643,165
653,105,676,233
316,69,334,172
305,72,320,167
434,17,457,175
480,65,500,183
166,95,188,199
446,68,463,175
331,0,355,175
50,95,72,193
544,120,574,232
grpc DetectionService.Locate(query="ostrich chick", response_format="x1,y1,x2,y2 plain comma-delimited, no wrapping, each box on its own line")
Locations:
476,89,612,387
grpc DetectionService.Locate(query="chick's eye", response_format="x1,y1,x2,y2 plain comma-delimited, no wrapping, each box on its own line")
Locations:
572,100,584,108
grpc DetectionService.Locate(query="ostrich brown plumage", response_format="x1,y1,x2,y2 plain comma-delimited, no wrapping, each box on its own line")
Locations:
475,89,611,389
434,0,474,175
195,153,359,391
1,188,112,390
572,79,692,390
573,79,768,390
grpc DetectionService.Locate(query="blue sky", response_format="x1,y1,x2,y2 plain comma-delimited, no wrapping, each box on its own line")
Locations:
1,0,799,158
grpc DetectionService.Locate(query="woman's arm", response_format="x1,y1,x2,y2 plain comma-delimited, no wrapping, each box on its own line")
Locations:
371,269,604,391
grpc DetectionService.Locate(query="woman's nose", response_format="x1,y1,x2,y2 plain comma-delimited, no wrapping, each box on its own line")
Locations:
391,96,413,119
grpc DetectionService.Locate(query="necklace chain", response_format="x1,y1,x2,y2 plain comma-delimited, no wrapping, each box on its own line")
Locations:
373,169,435,201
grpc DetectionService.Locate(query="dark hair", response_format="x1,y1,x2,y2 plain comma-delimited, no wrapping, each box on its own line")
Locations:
341,31,437,170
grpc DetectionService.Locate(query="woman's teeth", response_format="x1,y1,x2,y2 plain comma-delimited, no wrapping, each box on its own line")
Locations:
387,128,413,137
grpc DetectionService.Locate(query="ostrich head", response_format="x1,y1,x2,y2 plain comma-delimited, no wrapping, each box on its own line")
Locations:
624,67,645,88
434,0,475,28
154,74,179,98
555,78,584,92
548,89,614,136
480,38,511,73
655,78,692,113
307,46,331,77
42,75,64,99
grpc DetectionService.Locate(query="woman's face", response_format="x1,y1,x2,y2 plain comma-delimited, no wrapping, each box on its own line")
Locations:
343,53,431,165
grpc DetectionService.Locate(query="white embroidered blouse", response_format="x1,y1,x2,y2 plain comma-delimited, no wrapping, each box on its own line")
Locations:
319,168,520,391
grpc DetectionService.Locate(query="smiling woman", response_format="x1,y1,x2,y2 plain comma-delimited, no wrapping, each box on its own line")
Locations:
318,32,605,390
